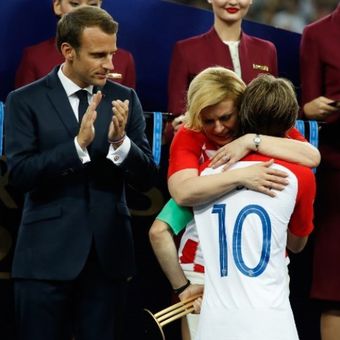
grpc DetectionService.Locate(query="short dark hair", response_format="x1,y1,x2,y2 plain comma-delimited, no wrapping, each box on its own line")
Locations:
239,74,298,137
56,6,118,52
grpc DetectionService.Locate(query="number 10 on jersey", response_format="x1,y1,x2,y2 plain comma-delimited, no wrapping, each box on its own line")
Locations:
211,203,271,278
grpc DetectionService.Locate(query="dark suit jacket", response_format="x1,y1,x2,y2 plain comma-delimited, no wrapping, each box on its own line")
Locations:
15,37,136,89
168,27,278,115
5,67,157,281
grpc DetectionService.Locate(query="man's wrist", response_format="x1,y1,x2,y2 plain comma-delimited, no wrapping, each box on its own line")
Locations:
76,136,87,150
173,279,191,295
108,133,126,145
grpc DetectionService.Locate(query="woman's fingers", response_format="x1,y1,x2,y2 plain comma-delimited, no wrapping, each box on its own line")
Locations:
240,160,289,197
210,149,232,168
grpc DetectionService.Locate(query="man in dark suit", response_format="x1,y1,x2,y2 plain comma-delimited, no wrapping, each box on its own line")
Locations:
5,6,157,340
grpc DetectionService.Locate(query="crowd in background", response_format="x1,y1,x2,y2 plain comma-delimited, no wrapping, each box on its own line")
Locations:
170,0,338,32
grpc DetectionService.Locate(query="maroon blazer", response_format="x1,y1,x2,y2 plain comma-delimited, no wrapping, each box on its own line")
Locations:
300,5,340,170
300,6,340,108
168,27,278,115
15,37,136,89
300,5,340,302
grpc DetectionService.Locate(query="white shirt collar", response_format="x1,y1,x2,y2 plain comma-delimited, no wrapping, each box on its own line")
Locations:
57,64,94,97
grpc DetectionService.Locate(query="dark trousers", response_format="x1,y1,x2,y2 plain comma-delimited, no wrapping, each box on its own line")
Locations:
14,248,128,340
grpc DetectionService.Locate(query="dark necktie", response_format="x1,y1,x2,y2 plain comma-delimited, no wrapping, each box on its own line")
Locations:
76,89,89,124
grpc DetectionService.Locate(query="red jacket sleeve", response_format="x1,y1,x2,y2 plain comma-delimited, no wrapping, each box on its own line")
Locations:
168,127,207,178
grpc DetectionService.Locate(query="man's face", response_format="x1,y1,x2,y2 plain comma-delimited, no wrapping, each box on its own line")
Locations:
53,0,102,17
200,98,239,147
64,26,117,88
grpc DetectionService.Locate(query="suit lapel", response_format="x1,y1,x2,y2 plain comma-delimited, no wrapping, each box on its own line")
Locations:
45,68,80,138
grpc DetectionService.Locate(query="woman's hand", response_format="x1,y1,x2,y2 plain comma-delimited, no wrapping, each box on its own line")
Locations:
236,159,289,197
210,134,252,169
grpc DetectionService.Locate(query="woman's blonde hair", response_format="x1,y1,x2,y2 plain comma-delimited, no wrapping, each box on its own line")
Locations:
185,67,246,131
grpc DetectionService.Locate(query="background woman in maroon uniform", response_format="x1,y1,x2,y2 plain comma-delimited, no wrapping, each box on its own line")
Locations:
168,0,278,117
15,0,136,89
300,4,340,340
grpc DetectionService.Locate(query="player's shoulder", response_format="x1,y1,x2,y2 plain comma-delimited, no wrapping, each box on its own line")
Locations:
272,158,315,189
276,159,313,177
243,154,314,179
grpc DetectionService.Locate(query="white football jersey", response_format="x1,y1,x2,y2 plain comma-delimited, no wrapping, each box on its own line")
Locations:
194,157,315,340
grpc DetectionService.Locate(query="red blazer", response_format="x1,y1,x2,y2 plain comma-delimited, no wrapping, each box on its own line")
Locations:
168,27,278,115
15,37,136,89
